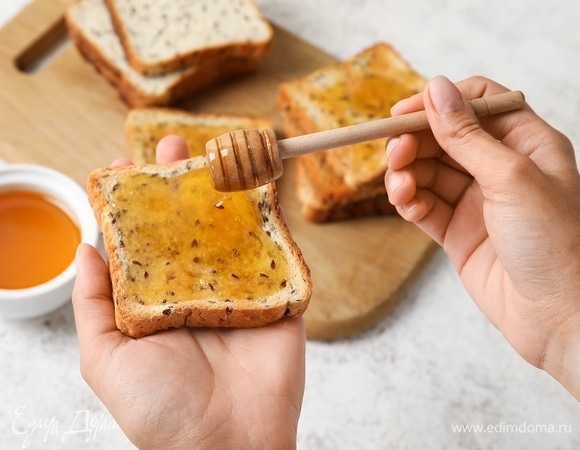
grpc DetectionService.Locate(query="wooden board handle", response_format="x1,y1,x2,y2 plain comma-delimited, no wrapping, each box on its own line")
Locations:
0,0,72,69
277,90,525,159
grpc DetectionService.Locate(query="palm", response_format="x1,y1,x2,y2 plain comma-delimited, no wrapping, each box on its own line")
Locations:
438,176,535,357
101,323,304,448
73,244,305,449
72,138,306,448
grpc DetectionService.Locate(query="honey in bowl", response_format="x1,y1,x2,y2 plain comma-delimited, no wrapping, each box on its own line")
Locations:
0,189,80,289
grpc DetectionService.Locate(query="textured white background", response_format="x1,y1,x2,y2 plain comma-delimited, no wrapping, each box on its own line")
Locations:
1,1,579,449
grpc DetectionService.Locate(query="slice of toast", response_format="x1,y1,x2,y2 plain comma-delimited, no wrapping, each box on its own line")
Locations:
125,108,271,164
277,42,425,222
87,156,312,338
295,152,395,222
66,0,260,107
285,118,395,222
104,0,273,75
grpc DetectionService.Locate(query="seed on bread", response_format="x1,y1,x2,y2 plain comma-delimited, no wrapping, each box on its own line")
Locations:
66,0,266,107
87,156,311,337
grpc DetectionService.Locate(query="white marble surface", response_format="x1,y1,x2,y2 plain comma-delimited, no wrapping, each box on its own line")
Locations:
1,1,579,449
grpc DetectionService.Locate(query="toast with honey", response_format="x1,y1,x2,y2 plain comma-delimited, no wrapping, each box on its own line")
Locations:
277,43,426,222
66,0,262,107
125,108,271,164
87,157,312,338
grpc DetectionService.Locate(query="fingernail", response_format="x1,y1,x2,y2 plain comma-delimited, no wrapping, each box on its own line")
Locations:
428,76,464,114
385,172,403,196
386,137,400,160
403,199,421,217
390,98,408,115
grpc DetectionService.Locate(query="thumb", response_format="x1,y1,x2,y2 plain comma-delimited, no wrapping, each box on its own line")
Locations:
424,76,513,183
72,243,119,342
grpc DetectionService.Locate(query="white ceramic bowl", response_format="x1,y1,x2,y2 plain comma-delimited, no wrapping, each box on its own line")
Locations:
0,163,99,319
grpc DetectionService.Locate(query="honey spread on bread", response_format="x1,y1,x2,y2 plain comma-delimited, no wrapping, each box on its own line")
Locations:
106,168,289,305
277,42,425,222
134,125,233,159
125,109,271,165
313,73,421,173
88,157,311,337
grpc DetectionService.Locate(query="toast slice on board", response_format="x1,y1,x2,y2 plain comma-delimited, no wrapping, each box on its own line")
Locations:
104,0,273,75
277,42,425,222
66,0,261,107
125,108,271,164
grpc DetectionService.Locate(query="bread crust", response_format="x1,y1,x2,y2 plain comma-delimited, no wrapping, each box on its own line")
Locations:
66,0,262,107
281,110,394,222
295,155,395,223
103,0,273,76
88,157,311,338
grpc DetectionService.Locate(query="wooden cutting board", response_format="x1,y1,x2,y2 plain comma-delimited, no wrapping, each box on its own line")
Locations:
0,0,437,340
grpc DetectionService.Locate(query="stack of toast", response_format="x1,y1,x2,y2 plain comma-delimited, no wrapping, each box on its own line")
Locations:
66,0,273,107
84,28,427,336
277,43,426,222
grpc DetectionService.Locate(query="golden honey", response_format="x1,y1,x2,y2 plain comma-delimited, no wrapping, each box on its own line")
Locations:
109,168,290,305
312,69,424,171
140,126,237,163
0,189,80,289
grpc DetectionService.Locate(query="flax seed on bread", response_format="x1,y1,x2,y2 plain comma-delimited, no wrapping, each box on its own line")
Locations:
66,0,261,107
87,156,312,338
103,0,273,76
277,42,426,222
125,108,271,164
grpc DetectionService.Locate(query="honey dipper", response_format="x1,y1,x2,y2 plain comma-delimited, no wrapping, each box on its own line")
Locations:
206,90,525,192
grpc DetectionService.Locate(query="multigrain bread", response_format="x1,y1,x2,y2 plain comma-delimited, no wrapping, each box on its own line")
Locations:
277,42,426,222
295,152,395,222
87,156,312,338
104,0,273,75
125,108,271,164
66,0,261,107
286,117,395,222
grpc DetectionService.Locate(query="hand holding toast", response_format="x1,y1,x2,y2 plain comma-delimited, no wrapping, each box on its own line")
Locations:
72,136,305,449
385,76,580,400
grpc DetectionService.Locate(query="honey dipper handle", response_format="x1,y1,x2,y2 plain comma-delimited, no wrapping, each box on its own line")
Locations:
276,90,525,159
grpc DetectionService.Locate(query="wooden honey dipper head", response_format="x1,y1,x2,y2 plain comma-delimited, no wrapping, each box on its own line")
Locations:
206,128,282,192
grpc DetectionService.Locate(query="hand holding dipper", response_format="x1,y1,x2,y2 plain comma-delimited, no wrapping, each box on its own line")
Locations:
205,90,525,192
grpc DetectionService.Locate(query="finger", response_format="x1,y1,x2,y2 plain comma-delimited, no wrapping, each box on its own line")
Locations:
72,243,119,344
386,158,473,207
385,167,416,205
386,134,419,170
391,91,424,116
394,183,487,257
156,135,190,163
393,188,453,245
110,157,133,168
386,131,467,180
423,76,525,185
391,75,511,119
390,76,530,163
